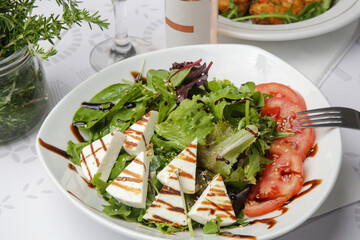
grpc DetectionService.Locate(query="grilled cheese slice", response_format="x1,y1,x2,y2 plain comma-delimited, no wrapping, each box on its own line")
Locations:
188,174,236,226
143,169,187,226
106,152,149,208
80,131,125,182
123,111,158,156
157,138,197,194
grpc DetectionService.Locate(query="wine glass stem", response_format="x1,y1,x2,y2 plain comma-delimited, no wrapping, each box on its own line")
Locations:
113,0,130,47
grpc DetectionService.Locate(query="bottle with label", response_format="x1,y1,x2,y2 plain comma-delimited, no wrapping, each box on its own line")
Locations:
165,0,218,48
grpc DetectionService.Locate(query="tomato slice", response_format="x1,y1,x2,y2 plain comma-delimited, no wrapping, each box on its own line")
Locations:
279,128,315,161
243,141,304,217
256,82,307,111
261,97,315,160
261,97,303,132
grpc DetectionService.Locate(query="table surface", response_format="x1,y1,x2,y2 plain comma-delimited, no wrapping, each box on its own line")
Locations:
2,0,360,239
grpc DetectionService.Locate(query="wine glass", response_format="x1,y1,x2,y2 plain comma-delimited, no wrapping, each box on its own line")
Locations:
89,0,154,72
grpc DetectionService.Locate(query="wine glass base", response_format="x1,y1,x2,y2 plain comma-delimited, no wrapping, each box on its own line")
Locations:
89,37,155,72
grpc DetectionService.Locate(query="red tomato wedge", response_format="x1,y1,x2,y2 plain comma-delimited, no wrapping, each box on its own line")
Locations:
261,97,315,160
256,83,307,111
243,141,304,217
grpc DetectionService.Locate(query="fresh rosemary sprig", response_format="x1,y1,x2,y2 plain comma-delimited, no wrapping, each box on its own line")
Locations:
0,0,109,60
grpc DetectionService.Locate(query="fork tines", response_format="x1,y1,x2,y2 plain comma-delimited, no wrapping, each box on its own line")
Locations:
296,107,342,128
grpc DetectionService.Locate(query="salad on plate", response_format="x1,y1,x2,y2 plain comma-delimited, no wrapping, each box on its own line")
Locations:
219,0,333,25
49,59,316,235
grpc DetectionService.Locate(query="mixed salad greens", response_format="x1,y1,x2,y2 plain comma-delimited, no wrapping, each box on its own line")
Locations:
67,60,292,234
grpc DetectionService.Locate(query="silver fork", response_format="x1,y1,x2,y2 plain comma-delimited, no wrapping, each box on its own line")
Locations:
296,107,360,130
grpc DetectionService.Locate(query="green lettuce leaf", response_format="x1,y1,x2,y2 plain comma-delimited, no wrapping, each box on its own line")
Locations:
109,101,147,132
102,196,146,222
91,173,110,195
154,95,214,149
73,83,141,129
198,122,258,177
203,216,221,234
66,140,88,166
145,69,177,122
108,153,134,181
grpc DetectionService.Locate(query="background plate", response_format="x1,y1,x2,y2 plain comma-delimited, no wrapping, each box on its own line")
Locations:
218,0,360,41
36,44,342,240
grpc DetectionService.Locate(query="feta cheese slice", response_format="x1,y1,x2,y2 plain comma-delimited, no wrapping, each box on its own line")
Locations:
188,174,236,226
143,169,187,226
157,138,197,194
123,111,158,156
80,131,125,182
106,151,149,209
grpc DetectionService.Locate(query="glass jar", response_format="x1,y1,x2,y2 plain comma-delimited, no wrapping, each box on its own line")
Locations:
0,48,48,143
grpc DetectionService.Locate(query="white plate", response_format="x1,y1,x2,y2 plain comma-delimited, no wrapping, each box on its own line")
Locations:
218,0,360,41
36,44,342,240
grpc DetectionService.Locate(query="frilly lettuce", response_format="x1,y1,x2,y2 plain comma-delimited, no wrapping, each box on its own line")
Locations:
154,95,214,149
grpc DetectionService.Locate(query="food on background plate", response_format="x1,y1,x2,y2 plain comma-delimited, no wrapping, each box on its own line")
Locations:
55,60,317,235
219,0,333,25
219,0,251,16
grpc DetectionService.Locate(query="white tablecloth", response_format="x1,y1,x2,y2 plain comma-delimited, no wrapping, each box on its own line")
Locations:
2,0,360,239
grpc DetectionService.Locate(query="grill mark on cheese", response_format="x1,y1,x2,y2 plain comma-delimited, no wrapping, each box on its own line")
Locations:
168,207,185,214
207,191,227,197
215,214,232,219
206,199,236,220
185,147,196,158
179,170,195,180
147,215,177,225
210,187,225,193
124,127,147,148
112,182,141,195
178,153,196,163
141,133,147,146
133,158,146,170
128,134,142,141
155,199,185,214
160,185,181,196
81,151,92,181
188,143,197,149
169,175,177,180
149,204,161,208
136,116,148,126
124,127,143,135
90,143,100,167
198,207,216,215
124,140,138,149
99,137,107,151
216,176,223,181
84,145,103,159
167,164,195,180
116,176,142,183
201,200,234,210
186,189,195,194
122,169,142,179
